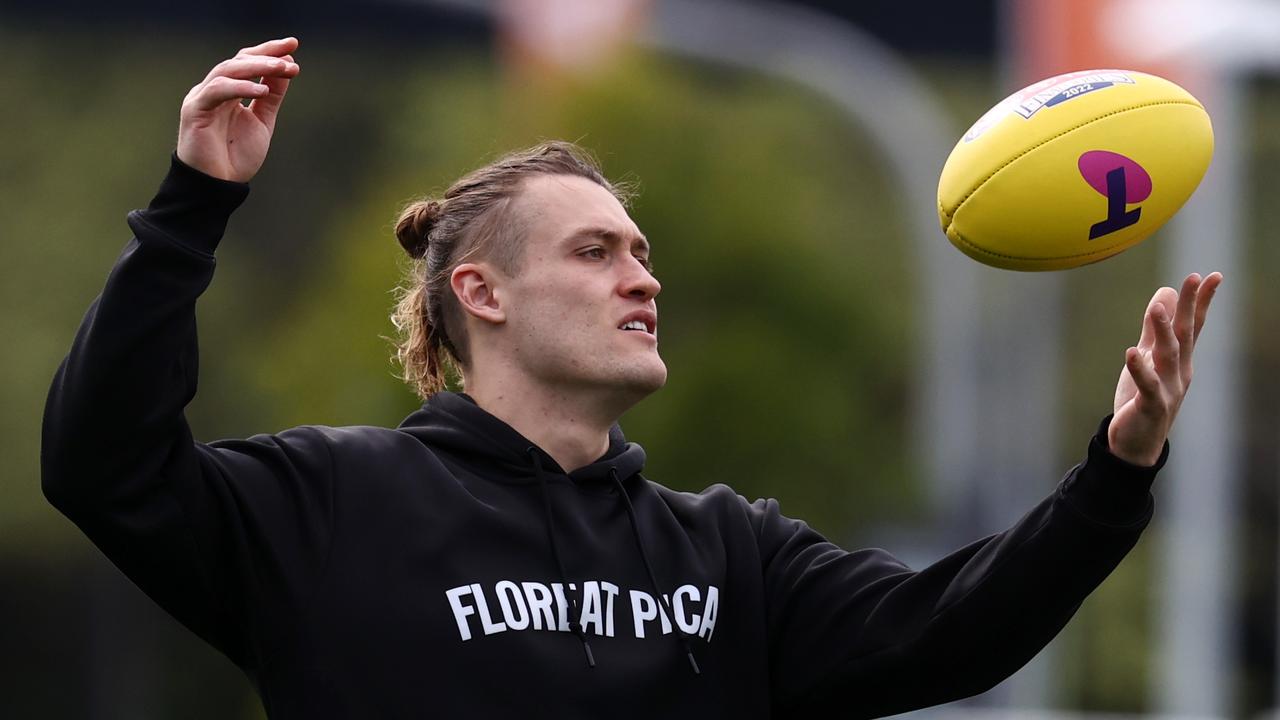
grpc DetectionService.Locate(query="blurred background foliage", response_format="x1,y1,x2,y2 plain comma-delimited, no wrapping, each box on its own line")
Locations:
2,16,1278,720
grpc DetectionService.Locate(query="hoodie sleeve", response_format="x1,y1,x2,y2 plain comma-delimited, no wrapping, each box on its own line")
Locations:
756,416,1163,719
40,156,335,670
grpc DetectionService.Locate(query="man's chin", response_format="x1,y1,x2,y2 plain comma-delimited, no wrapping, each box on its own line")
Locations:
618,365,667,396
608,361,668,402
542,356,667,408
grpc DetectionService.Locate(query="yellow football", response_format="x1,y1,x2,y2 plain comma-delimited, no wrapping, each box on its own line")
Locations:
937,69,1214,271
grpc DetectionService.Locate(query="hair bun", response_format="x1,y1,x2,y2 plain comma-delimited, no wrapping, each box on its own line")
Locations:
395,199,443,259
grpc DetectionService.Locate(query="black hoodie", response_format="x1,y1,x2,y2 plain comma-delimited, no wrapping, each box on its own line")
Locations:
42,156,1165,719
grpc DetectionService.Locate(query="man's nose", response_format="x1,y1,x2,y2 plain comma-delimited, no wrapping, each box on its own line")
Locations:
620,256,661,300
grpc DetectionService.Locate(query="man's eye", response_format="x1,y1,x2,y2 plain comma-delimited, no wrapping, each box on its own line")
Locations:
582,247,607,259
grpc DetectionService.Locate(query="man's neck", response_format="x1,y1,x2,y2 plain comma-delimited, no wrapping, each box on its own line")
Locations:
467,381,618,473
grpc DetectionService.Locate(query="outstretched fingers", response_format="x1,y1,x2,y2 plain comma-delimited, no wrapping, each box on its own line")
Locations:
1173,273,1201,382
1128,271,1222,405
1194,271,1223,342
1110,273,1221,465
1166,271,1224,386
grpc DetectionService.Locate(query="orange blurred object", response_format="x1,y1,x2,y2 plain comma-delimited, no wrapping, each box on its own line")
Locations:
497,0,651,77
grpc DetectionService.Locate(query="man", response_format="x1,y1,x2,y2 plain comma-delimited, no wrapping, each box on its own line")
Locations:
42,37,1221,719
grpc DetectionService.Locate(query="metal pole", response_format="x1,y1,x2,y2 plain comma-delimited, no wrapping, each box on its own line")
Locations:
1155,73,1245,720
638,0,985,557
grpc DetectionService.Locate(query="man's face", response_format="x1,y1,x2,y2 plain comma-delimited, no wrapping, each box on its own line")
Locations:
495,173,666,403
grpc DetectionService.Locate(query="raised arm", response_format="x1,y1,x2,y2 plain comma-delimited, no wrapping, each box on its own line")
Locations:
39,40,331,669
761,274,1221,718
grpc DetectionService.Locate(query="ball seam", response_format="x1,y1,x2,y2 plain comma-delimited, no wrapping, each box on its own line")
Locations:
948,226,1124,268
940,99,1205,235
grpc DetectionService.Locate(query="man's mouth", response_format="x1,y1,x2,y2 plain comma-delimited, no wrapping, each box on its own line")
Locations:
617,311,657,335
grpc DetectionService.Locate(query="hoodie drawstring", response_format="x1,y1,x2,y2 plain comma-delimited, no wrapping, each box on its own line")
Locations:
529,448,596,669
610,468,702,676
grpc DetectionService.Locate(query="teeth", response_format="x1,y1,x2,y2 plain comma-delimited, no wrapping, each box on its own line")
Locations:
621,320,647,332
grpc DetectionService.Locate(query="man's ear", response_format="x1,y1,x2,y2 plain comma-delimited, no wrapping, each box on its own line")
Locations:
450,263,506,326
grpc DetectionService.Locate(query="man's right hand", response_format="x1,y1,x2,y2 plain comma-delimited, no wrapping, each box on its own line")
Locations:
177,37,301,183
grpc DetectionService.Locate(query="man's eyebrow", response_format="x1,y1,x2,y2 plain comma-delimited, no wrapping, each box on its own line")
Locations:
565,227,650,253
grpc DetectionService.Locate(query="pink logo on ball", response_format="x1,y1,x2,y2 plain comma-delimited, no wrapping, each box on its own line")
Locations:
1079,150,1151,240
1078,150,1152,203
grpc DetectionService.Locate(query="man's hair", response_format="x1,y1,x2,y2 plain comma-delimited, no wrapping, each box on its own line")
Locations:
390,140,633,399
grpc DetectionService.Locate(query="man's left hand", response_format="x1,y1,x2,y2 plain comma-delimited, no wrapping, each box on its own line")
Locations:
1108,272,1223,466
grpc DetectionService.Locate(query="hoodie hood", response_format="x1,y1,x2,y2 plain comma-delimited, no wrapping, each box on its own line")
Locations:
395,391,647,486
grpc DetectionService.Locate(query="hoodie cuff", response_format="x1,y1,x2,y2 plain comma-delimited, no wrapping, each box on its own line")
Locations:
1060,414,1167,527
126,153,251,257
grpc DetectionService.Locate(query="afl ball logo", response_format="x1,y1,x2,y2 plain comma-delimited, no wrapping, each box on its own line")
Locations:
1078,150,1152,240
